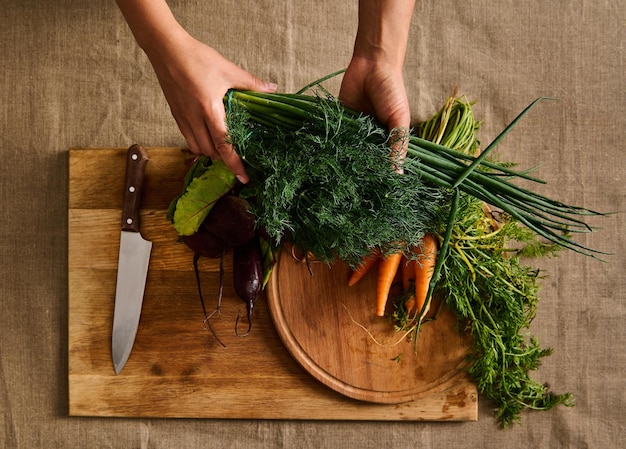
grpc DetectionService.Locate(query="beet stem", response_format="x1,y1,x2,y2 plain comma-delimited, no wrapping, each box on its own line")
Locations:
234,307,253,337
193,252,226,348
217,250,225,310
193,253,209,318
203,309,226,348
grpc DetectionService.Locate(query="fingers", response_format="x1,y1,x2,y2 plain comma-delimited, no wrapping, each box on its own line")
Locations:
388,125,409,174
204,101,250,183
178,100,249,183
179,68,277,184
204,70,277,183
241,75,278,95
383,95,411,174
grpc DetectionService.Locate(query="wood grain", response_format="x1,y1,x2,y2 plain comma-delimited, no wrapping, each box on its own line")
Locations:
267,249,473,404
68,146,478,420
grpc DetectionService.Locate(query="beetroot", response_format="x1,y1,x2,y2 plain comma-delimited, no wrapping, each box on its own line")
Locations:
181,226,227,259
181,193,262,344
182,195,256,256
232,236,263,336
203,195,256,248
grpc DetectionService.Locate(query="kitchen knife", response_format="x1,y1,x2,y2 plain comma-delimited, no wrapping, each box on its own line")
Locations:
112,144,152,375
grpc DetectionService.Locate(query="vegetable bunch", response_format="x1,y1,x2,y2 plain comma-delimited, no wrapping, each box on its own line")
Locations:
225,89,603,261
169,78,605,427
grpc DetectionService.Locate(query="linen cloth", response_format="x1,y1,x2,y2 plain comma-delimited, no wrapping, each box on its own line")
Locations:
1,0,624,447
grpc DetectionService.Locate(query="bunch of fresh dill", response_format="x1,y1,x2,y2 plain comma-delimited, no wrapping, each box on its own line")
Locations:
226,98,450,267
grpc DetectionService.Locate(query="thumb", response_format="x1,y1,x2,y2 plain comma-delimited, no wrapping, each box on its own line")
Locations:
232,68,278,94
388,125,409,174
386,111,411,174
384,99,411,135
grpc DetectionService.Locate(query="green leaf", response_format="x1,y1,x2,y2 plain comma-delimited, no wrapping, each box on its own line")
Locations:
172,160,236,236
258,235,276,289
166,156,213,222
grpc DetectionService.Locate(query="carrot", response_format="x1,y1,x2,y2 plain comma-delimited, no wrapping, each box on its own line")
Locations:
408,233,439,317
401,255,417,312
347,249,381,287
375,252,403,316
401,255,417,290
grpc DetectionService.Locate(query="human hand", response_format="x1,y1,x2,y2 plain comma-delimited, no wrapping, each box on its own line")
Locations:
146,31,277,183
339,56,410,170
339,0,415,172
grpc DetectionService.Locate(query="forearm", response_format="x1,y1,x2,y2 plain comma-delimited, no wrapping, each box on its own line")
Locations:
115,0,187,57
354,0,416,68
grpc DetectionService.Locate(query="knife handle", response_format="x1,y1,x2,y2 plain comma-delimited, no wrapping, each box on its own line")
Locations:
121,144,149,232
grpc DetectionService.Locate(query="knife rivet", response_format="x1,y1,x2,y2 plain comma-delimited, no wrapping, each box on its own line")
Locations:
126,218,133,225
131,153,138,161
129,186,136,193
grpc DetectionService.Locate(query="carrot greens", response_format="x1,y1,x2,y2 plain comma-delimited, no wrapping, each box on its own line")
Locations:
441,193,574,427
393,96,575,426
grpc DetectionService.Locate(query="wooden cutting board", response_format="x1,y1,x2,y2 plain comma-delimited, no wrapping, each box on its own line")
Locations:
267,250,473,404
68,146,478,420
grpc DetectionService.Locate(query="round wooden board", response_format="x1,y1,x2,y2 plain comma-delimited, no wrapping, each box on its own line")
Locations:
267,247,473,404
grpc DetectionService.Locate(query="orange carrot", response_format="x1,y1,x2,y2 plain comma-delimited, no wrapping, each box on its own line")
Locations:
347,249,381,287
404,297,417,314
401,255,417,290
409,233,438,317
375,252,403,316
401,255,417,311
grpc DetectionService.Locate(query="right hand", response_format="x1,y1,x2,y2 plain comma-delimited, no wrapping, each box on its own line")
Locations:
147,30,277,183
339,55,411,172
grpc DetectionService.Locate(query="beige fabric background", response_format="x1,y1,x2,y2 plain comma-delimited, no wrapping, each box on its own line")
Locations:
1,0,624,447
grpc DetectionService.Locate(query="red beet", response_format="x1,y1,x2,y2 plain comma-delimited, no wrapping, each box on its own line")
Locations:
232,236,263,336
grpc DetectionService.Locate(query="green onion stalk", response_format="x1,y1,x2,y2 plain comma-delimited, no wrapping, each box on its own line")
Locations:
224,89,604,263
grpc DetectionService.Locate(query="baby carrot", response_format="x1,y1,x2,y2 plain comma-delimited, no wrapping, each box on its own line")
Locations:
401,255,417,312
375,252,403,316
348,249,380,287
401,255,417,291
410,233,439,317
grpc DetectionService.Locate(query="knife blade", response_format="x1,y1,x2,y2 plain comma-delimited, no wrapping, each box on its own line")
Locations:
112,144,152,375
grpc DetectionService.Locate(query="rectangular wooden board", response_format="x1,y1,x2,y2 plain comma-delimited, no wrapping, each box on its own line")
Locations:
68,146,478,420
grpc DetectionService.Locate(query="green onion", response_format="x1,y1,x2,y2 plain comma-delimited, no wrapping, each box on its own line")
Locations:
224,89,605,259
